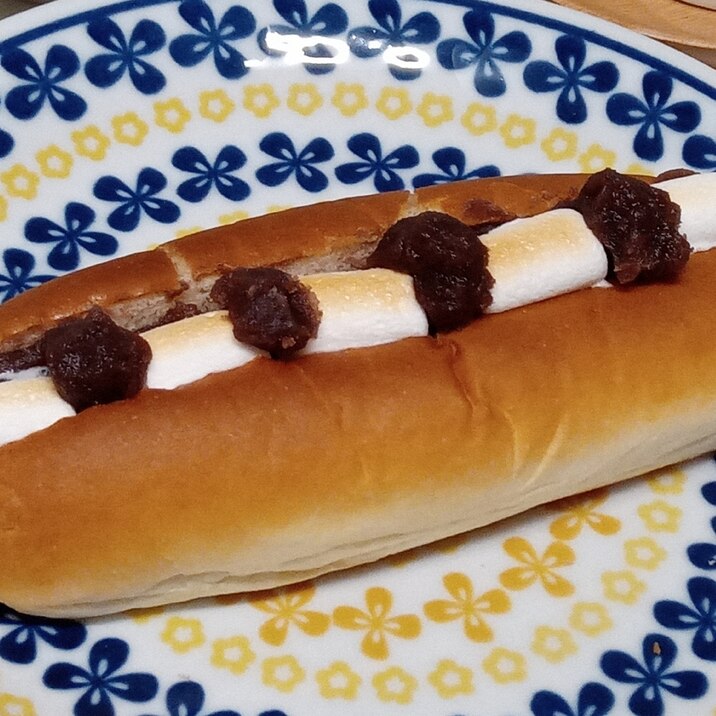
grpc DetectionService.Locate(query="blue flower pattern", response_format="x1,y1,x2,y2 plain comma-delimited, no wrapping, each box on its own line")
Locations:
412,147,499,188
2,45,87,120
172,145,250,203
0,121,13,159
140,680,240,716
43,638,158,715
169,0,256,80
655,578,716,661
94,168,181,232
523,34,619,123
259,0,348,75
601,634,708,715
531,682,615,716
687,483,716,570
24,202,118,272
607,71,701,161
85,17,166,94
0,249,54,302
347,0,440,80
683,135,716,171
335,132,418,192
0,606,86,664
256,132,334,192
437,8,531,97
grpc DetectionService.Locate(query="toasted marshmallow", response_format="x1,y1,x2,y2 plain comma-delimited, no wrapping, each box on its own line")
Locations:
302,268,428,354
656,173,716,253
483,208,608,313
0,366,48,382
0,377,74,446
144,311,260,390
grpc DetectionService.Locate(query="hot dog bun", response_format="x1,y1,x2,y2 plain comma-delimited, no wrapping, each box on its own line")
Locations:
0,174,574,352
2,172,715,618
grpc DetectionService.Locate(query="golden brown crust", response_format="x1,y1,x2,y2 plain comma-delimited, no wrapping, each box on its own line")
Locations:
3,248,716,617
162,190,411,280
0,175,599,352
0,250,182,351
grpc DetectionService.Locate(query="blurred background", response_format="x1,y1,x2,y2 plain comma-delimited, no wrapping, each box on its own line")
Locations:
1,1,50,20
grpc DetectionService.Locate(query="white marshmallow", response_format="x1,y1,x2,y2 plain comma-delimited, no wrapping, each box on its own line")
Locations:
144,311,260,390
0,377,74,446
655,172,716,253
0,366,48,382
483,208,608,313
302,269,428,354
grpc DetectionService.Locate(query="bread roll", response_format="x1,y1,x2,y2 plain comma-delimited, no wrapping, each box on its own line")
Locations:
1,172,714,617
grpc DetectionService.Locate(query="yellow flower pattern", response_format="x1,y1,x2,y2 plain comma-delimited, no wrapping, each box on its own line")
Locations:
333,587,421,659
331,82,369,116
175,226,204,239
261,655,305,693
648,468,686,495
499,537,575,597
625,537,668,570
219,210,250,225
638,500,682,533
154,98,192,133
251,583,330,646
71,125,111,161
376,87,412,120
372,666,418,704
424,572,510,641
416,92,453,127
0,195,8,222
461,102,498,135
0,694,36,716
128,605,165,623
625,162,655,176
578,143,616,172
531,626,578,663
499,114,536,148
428,659,474,698
243,84,280,118
569,602,613,637
602,570,646,604
483,647,527,684
287,83,323,116
112,112,149,145
1,165,39,200
160,616,205,653
211,636,256,675
550,489,621,540
541,127,578,161
316,661,362,699
36,145,73,179
199,89,235,122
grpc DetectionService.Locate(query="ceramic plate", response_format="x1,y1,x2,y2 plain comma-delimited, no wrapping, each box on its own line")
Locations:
1,1,716,714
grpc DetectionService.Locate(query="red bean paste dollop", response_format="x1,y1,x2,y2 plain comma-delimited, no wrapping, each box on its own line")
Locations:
41,307,152,412
569,169,690,284
366,211,493,333
210,267,321,359
0,341,43,378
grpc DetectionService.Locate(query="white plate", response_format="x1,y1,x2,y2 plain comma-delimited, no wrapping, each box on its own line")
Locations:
0,1,715,714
